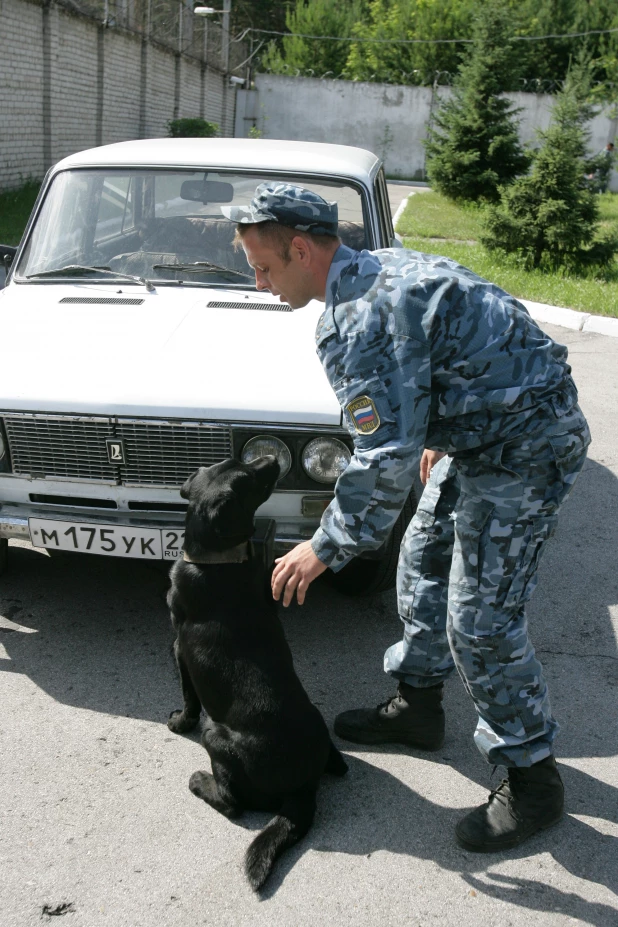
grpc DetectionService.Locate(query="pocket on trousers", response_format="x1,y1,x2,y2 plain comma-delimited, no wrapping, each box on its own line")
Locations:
451,497,494,592
503,515,558,609
548,433,588,483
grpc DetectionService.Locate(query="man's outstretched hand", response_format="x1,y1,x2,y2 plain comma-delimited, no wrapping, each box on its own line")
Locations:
272,450,448,606
271,540,327,607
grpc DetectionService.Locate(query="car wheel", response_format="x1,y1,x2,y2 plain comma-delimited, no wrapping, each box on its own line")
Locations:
0,538,8,576
324,487,418,596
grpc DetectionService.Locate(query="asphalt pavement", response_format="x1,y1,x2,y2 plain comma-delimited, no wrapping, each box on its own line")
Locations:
1,322,617,927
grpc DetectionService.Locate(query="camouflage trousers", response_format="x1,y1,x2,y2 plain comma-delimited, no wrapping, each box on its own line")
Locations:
384,406,591,767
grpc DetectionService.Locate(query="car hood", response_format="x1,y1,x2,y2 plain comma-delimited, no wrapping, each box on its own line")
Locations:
0,283,342,425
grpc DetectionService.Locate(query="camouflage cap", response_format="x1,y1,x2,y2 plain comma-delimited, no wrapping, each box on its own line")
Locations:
222,182,338,236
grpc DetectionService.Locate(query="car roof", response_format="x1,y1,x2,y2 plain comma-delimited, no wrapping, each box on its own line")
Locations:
52,138,381,182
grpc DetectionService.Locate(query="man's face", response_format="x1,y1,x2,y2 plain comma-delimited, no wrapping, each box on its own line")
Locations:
241,226,316,310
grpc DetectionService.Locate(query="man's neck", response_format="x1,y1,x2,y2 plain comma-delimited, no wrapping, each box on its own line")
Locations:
315,239,344,302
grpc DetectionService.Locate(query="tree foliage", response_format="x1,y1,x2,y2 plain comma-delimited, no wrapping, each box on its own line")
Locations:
483,54,618,270
424,2,530,203
255,0,618,98
343,0,476,85
260,0,366,77
230,0,290,37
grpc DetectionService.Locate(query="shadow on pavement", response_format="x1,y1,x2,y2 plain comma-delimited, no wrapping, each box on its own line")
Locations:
0,457,616,918
257,754,617,925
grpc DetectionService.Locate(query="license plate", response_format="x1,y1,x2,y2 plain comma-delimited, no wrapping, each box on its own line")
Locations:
29,518,185,560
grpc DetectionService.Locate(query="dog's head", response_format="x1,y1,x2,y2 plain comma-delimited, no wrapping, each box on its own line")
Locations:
180,456,280,556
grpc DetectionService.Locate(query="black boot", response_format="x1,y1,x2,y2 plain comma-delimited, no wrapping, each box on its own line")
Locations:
455,755,564,852
333,682,445,750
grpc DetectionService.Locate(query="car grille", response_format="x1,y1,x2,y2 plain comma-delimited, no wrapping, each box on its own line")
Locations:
2,414,233,486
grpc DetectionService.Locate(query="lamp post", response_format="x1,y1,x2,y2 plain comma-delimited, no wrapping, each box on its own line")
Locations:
194,1,232,132
194,1,230,72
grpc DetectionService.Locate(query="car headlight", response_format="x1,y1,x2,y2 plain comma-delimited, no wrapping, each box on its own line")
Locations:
241,435,292,480
0,428,8,472
302,437,351,484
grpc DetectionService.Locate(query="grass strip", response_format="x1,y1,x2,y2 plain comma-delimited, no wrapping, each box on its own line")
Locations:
0,181,41,246
398,192,618,318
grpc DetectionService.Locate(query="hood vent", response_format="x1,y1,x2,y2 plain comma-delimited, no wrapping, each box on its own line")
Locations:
59,297,145,305
207,300,292,312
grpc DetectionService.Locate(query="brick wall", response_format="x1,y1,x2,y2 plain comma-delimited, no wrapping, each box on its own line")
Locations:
0,0,239,190
143,43,177,138
102,28,142,144
0,0,46,184
51,6,99,163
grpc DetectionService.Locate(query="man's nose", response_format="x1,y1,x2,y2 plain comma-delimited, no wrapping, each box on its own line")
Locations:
255,270,269,291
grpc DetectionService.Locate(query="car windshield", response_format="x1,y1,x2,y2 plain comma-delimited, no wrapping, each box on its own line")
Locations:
16,169,369,288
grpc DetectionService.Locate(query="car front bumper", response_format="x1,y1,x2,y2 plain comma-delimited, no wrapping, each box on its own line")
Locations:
0,500,327,555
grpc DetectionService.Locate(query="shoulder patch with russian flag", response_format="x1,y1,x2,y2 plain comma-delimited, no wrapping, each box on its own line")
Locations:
346,395,381,435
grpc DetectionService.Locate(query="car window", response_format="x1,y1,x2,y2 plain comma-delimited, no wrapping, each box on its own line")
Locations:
16,169,370,288
94,175,137,244
374,168,394,245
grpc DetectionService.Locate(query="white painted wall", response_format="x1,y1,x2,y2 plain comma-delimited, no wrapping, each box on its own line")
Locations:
236,75,617,191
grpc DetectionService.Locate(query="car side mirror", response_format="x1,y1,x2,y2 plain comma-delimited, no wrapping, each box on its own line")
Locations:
1,245,17,290
1,245,17,268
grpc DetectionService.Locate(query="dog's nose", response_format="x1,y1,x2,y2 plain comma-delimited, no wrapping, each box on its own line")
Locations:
252,455,280,477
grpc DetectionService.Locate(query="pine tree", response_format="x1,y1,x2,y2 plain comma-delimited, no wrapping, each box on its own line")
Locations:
483,53,618,270
424,1,529,202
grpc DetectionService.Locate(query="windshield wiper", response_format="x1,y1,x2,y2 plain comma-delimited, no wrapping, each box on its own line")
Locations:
153,261,253,281
27,264,155,291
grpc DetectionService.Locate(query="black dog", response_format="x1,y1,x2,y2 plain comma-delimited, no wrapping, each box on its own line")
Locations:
167,456,348,891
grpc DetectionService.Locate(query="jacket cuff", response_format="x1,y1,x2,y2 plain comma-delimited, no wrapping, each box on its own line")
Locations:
311,527,353,573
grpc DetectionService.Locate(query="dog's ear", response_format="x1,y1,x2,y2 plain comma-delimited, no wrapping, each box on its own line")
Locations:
210,491,255,542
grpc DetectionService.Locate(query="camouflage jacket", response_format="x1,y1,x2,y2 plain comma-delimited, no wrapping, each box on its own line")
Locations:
311,244,579,571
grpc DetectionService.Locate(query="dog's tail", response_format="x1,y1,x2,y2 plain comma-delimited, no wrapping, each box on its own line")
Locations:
244,788,316,892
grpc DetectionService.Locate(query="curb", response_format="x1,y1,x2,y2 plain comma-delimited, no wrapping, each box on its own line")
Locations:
392,195,618,340
521,300,618,338
387,179,430,187
392,192,414,230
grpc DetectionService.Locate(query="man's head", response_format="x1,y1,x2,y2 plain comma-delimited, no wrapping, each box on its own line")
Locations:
224,183,340,309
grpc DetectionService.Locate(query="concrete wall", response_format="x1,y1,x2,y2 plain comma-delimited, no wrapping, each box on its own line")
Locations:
0,0,241,190
237,75,617,191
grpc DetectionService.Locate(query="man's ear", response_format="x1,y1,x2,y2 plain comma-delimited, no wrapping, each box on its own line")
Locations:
290,234,311,266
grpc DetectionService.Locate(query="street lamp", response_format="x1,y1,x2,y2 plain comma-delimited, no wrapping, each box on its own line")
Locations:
194,1,230,74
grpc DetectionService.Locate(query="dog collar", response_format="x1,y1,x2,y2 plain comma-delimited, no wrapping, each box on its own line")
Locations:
182,542,250,564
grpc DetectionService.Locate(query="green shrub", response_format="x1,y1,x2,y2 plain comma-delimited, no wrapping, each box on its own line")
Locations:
167,118,219,138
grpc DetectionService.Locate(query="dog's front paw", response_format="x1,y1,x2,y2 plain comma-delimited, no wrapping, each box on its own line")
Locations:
167,709,200,734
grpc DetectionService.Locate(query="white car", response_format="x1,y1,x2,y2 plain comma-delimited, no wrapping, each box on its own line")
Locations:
0,138,415,593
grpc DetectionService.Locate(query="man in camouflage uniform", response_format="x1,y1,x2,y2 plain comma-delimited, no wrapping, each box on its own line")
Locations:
228,182,590,852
